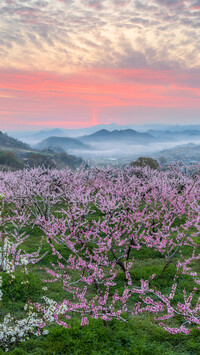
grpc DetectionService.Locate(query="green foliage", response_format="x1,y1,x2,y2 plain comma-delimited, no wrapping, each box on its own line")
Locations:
130,157,159,170
55,151,83,169
1,272,43,305
26,153,57,169
0,131,83,171
0,150,24,170
4,318,200,354
0,150,83,171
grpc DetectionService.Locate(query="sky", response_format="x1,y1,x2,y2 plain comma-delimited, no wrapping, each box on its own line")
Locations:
0,0,200,131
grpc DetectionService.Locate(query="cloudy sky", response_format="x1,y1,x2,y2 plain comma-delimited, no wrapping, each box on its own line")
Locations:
0,0,200,131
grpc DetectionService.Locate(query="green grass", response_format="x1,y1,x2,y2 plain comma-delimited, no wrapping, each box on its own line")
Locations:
1,206,200,354
0,318,200,355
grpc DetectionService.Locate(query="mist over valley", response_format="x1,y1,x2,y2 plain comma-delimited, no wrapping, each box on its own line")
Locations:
6,124,200,166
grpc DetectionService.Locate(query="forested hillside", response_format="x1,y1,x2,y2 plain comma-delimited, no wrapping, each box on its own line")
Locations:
0,131,29,150
0,131,83,170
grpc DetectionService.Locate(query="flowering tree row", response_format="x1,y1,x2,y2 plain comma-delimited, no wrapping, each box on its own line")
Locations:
0,165,200,351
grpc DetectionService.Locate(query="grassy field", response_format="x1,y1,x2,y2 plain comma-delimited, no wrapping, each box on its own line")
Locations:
1,317,200,355
1,208,200,355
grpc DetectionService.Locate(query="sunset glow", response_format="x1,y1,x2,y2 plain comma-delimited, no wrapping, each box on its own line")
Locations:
0,0,200,130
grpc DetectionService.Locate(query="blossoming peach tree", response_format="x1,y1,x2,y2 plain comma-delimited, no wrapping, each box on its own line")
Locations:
0,191,51,352
0,166,200,351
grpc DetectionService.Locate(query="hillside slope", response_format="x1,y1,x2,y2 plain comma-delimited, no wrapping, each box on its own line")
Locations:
37,136,90,151
0,131,30,150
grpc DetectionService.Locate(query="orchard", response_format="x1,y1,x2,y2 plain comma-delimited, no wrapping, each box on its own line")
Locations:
0,165,200,353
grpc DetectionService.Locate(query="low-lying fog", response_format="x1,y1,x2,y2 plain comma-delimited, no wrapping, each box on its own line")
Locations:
68,139,200,162
10,125,200,164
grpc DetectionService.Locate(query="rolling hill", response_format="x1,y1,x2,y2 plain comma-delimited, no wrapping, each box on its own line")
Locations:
148,129,200,142
79,129,155,145
0,132,83,171
36,136,90,151
155,143,200,162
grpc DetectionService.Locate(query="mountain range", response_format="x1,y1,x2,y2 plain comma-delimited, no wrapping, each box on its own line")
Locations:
35,129,158,153
147,129,200,141
35,128,200,153
78,129,155,145
3,125,200,165
9,123,200,145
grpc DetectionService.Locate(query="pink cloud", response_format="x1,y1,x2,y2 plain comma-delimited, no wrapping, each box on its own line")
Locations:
0,68,200,130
